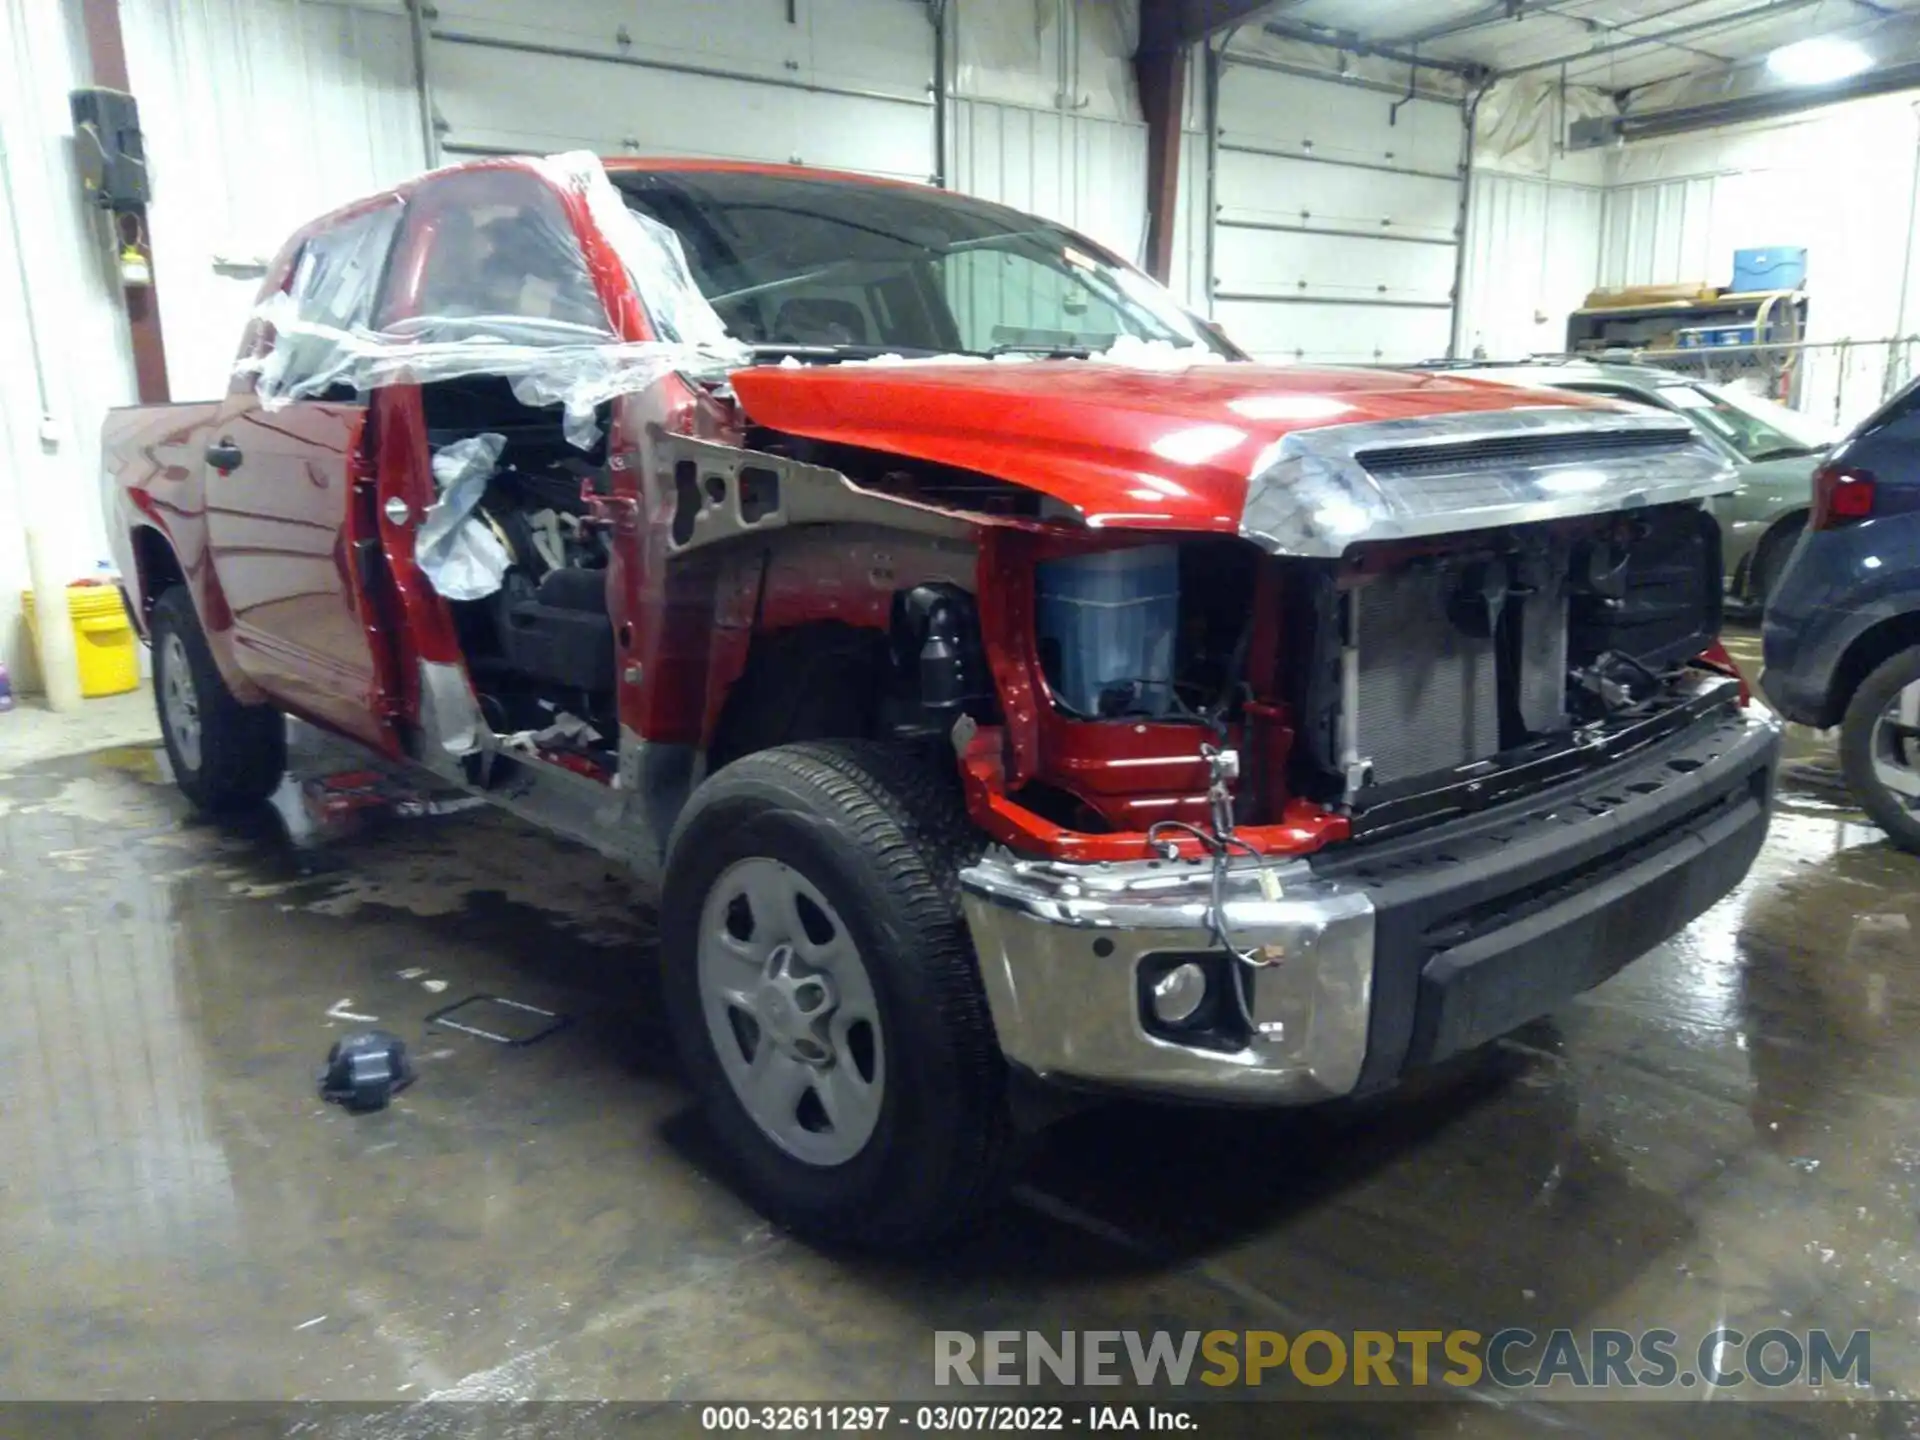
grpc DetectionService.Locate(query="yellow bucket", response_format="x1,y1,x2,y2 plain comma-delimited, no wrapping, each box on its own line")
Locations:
22,584,142,698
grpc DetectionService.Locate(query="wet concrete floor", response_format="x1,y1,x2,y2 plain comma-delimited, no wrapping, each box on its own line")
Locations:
4,632,1920,1435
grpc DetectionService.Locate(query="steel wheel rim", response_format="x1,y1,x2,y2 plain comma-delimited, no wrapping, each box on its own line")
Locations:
160,631,203,772
1870,679,1920,811
697,857,884,1167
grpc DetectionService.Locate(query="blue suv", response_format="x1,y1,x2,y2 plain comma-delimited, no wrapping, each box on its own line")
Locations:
1763,377,1920,850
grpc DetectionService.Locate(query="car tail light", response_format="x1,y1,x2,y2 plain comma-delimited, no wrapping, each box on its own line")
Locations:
1811,464,1876,529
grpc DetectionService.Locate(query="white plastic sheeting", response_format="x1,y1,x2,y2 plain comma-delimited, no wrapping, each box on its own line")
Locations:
417,434,512,601
241,152,750,447
1474,76,1611,185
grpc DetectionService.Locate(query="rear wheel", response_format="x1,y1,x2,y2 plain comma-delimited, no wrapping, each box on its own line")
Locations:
659,740,1013,1249
151,587,286,811
1840,647,1920,853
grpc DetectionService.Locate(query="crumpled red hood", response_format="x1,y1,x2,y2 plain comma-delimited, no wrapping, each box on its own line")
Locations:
729,360,1599,532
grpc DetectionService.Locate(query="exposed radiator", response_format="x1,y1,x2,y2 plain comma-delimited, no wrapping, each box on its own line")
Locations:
1344,564,1569,787
1347,567,1499,785
1517,574,1568,735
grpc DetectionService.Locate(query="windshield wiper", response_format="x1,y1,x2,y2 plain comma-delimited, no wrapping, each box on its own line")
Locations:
1744,444,1821,462
745,342,946,362
983,343,1097,359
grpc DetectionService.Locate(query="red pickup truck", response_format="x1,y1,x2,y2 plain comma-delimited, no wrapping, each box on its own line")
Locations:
104,154,1778,1248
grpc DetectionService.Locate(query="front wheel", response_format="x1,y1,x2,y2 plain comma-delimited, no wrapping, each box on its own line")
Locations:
151,587,286,811
659,740,1013,1250
1840,647,1920,854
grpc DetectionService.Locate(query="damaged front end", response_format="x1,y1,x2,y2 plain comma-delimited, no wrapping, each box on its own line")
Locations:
948,406,1745,856
939,404,1780,1103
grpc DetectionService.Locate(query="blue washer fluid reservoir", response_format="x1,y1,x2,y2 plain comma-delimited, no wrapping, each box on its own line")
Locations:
1034,545,1180,718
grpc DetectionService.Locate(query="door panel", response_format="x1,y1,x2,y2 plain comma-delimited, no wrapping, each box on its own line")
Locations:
204,395,394,750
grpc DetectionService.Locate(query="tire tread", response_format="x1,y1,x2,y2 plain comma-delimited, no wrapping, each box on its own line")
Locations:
663,739,1014,1249
151,587,285,811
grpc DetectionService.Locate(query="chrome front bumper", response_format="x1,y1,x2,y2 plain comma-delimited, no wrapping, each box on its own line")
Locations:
958,706,1780,1105
958,853,1377,1103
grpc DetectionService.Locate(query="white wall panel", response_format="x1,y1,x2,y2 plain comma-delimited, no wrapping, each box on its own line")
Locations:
1214,225,1455,308
1211,59,1465,364
432,38,932,179
1596,177,1718,292
1217,62,1460,175
949,99,1147,266
0,0,139,683
123,0,428,402
431,0,932,104
1213,298,1452,366
1459,172,1604,360
1595,93,1920,422
1214,148,1459,243
1598,93,1920,341
427,0,936,182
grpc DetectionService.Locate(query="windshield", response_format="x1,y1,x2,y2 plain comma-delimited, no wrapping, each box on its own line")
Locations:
615,169,1223,360
1660,381,1834,463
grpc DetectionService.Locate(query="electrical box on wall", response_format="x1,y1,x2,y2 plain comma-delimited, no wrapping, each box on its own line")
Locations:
69,87,149,210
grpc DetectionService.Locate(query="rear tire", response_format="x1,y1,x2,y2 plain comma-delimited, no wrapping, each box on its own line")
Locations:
151,587,286,812
659,740,1013,1250
1839,646,1920,854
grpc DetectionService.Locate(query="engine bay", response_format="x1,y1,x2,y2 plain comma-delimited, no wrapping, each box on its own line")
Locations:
1004,502,1725,838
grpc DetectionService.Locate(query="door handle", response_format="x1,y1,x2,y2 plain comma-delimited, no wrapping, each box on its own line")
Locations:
205,438,243,471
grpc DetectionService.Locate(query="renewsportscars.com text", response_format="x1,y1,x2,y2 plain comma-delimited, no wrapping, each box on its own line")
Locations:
934,1328,1871,1392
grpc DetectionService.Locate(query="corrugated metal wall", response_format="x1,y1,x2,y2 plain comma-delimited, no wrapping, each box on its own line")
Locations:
1459,172,1604,360
0,0,137,685
946,0,1153,267
1596,93,1920,423
949,100,1148,266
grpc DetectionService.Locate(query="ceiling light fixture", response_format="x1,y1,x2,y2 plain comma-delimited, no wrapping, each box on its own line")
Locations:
1766,36,1872,86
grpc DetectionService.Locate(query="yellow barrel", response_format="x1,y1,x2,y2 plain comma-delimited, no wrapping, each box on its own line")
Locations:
22,584,141,698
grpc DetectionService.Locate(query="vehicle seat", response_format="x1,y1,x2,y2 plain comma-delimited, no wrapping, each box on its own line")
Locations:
499,567,613,692
773,297,869,346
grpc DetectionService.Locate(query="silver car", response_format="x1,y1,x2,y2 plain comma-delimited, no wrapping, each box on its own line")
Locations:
1437,361,1834,608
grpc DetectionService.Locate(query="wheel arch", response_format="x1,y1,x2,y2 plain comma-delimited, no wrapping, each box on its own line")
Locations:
129,525,185,629
706,620,890,774
1823,608,1920,727
1745,506,1810,600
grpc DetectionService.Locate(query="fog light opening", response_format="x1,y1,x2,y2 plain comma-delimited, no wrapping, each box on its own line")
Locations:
1150,961,1209,1026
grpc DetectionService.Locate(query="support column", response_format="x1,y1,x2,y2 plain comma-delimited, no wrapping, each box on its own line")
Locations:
1136,43,1187,285
79,0,169,404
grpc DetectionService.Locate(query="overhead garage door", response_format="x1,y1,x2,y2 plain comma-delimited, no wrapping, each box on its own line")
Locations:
424,0,936,182
1212,59,1465,365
